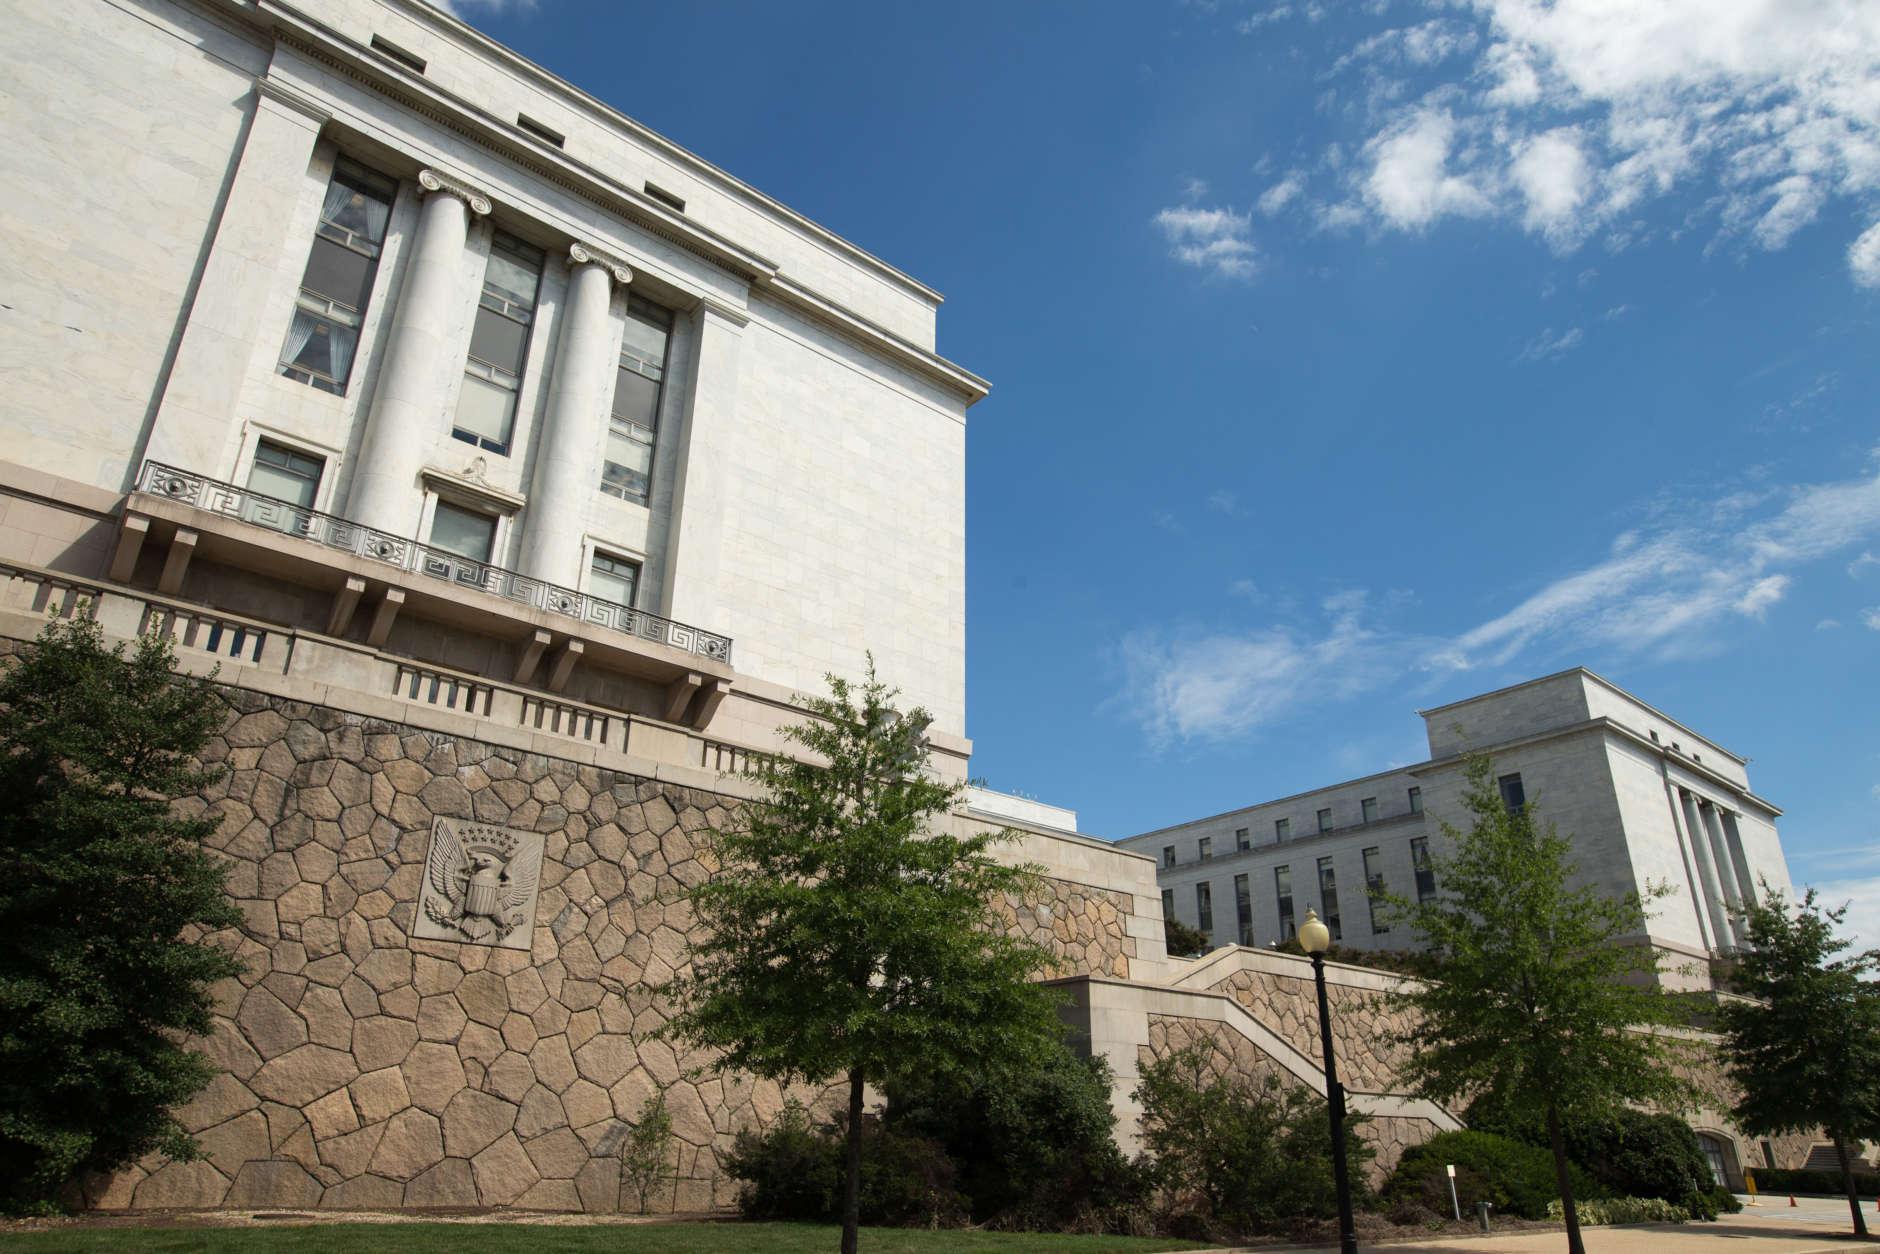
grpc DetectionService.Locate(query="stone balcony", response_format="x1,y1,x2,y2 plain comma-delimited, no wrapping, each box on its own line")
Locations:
113,463,733,728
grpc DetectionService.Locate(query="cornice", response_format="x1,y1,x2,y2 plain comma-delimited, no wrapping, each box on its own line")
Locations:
253,74,331,126
417,168,492,216
760,275,990,403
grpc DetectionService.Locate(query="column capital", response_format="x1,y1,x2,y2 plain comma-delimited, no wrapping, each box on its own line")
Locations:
417,168,493,215
567,242,633,286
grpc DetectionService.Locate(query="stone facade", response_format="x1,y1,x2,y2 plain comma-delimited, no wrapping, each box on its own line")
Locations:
1205,967,1415,1094
996,881,1139,980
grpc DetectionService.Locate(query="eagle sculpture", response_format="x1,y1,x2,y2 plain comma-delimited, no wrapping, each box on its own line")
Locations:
423,821,539,943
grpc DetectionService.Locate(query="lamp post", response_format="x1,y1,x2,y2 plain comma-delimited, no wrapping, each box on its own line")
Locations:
1299,907,1359,1254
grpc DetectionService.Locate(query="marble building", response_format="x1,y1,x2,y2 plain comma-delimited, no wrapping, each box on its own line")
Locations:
1121,668,1795,988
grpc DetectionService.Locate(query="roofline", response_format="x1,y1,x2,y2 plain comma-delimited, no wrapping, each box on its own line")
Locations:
1417,666,1750,767
1118,761,1428,845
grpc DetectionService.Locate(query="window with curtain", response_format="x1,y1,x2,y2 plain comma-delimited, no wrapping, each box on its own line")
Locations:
601,296,672,505
280,161,396,395
453,231,543,456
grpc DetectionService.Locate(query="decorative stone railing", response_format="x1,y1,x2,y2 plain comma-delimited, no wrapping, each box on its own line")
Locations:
135,461,732,664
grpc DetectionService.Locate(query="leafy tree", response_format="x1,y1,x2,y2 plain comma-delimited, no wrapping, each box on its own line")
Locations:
1715,888,1880,1237
1376,753,1695,1254
0,615,239,1210
620,1092,676,1214
665,663,1063,1254
1163,916,1211,958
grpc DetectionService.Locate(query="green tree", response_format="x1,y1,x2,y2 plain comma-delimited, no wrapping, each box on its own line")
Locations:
0,615,239,1210
1715,888,1880,1237
1376,754,1695,1254
1163,916,1211,958
664,663,1063,1254
620,1092,676,1214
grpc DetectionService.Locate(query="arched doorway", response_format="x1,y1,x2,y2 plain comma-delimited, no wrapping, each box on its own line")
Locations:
1697,1133,1733,1188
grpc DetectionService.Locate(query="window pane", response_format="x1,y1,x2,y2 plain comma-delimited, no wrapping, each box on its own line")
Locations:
247,442,321,507
601,427,652,502
429,501,495,561
484,237,542,310
620,306,670,370
454,373,517,447
323,167,394,243
468,307,529,375
1318,808,1334,832
301,236,376,314
280,310,359,383
1275,817,1289,842
611,364,661,430
1362,797,1379,824
589,554,638,607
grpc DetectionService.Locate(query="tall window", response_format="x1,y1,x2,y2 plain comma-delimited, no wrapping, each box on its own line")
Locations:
280,162,395,394
429,500,496,563
588,552,640,608
1161,888,1174,922
1411,836,1436,903
602,296,672,505
454,230,544,456
1234,873,1253,946
1408,786,1423,814
1317,807,1334,834
1274,817,1290,843
1363,846,1388,934
1274,866,1295,941
1197,836,1212,861
1195,883,1213,936
1162,845,1175,869
1361,796,1379,824
1318,856,1341,942
1498,772,1526,817
1235,826,1250,851
244,441,324,532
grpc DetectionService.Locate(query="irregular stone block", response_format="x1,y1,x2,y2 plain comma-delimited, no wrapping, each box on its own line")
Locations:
441,1088,517,1159
402,1156,476,1207
224,1160,323,1208
471,1131,539,1206
368,1107,445,1180
250,1044,356,1107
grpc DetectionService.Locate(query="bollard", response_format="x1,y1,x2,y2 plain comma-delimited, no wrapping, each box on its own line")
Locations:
1477,1201,1494,1233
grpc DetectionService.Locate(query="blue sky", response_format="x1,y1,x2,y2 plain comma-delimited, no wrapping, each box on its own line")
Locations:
447,0,1879,949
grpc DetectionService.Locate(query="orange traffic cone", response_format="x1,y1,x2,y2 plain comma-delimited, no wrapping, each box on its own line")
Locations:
1788,1194,1796,1206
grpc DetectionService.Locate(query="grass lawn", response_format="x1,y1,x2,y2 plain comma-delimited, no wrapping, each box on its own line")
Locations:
0,1221,1208,1254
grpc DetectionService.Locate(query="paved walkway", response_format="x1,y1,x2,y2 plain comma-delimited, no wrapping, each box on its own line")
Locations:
1200,1195,1879,1254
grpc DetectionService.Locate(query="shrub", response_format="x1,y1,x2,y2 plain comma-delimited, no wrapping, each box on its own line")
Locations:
1386,1130,1602,1221
1548,1196,1689,1225
1466,1100,1725,1218
620,1093,675,1213
722,1100,965,1228
885,1044,1144,1229
1164,917,1211,957
1134,1043,1374,1234
1753,1167,1880,1198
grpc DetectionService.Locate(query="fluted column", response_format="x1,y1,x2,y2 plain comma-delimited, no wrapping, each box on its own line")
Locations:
1681,791,1734,952
347,170,490,535
518,244,632,586
1700,802,1750,947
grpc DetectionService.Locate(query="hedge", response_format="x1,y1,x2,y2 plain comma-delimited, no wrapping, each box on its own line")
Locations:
1751,1167,1880,1199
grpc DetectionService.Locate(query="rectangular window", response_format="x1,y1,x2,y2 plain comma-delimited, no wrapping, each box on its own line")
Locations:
1197,836,1212,861
1498,772,1526,817
1274,866,1295,941
1411,836,1436,904
1318,855,1341,942
1195,883,1213,935
1362,796,1379,824
644,182,686,213
1363,846,1388,934
428,500,496,563
1234,873,1252,946
280,161,396,395
244,440,323,533
1408,786,1423,814
369,34,426,74
588,552,640,608
1162,845,1175,869
1317,807,1334,834
1275,817,1290,843
516,114,565,148
601,296,672,505
454,230,544,455
1235,826,1250,851
1161,888,1174,922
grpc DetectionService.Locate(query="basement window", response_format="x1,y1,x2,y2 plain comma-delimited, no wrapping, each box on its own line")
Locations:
369,35,427,75
643,182,685,213
517,114,565,148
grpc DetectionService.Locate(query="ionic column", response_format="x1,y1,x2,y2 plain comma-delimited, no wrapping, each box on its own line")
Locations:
1700,802,1750,947
1681,791,1734,952
347,169,491,535
518,244,632,587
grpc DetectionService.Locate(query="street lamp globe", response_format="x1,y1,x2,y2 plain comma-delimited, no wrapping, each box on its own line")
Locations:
1299,907,1331,955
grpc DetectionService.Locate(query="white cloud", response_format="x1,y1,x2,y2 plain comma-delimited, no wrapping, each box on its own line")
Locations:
1862,607,1880,631
1251,0,1880,285
1515,325,1583,362
1154,204,1259,279
1207,489,1242,516
1238,5,1293,33
1800,873,1880,959
1850,551,1879,578
1816,618,1842,630
1118,459,1880,741
1259,174,1305,216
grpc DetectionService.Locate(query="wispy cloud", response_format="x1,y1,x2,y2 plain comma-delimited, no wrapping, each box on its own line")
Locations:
1799,869,1880,959
1515,325,1583,362
1207,489,1243,516
1154,203,1259,279
1849,551,1878,579
1233,0,1880,287
1118,455,1880,743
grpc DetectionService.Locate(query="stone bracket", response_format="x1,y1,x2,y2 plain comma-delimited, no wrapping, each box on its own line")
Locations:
366,587,404,648
156,527,198,596
691,678,729,729
109,512,150,584
513,629,552,686
663,672,702,723
326,576,366,638
545,639,582,693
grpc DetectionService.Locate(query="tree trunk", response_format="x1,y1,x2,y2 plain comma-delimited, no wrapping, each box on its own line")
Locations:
1546,1104,1585,1254
841,1065,866,1254
1833,1131,1869,1237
